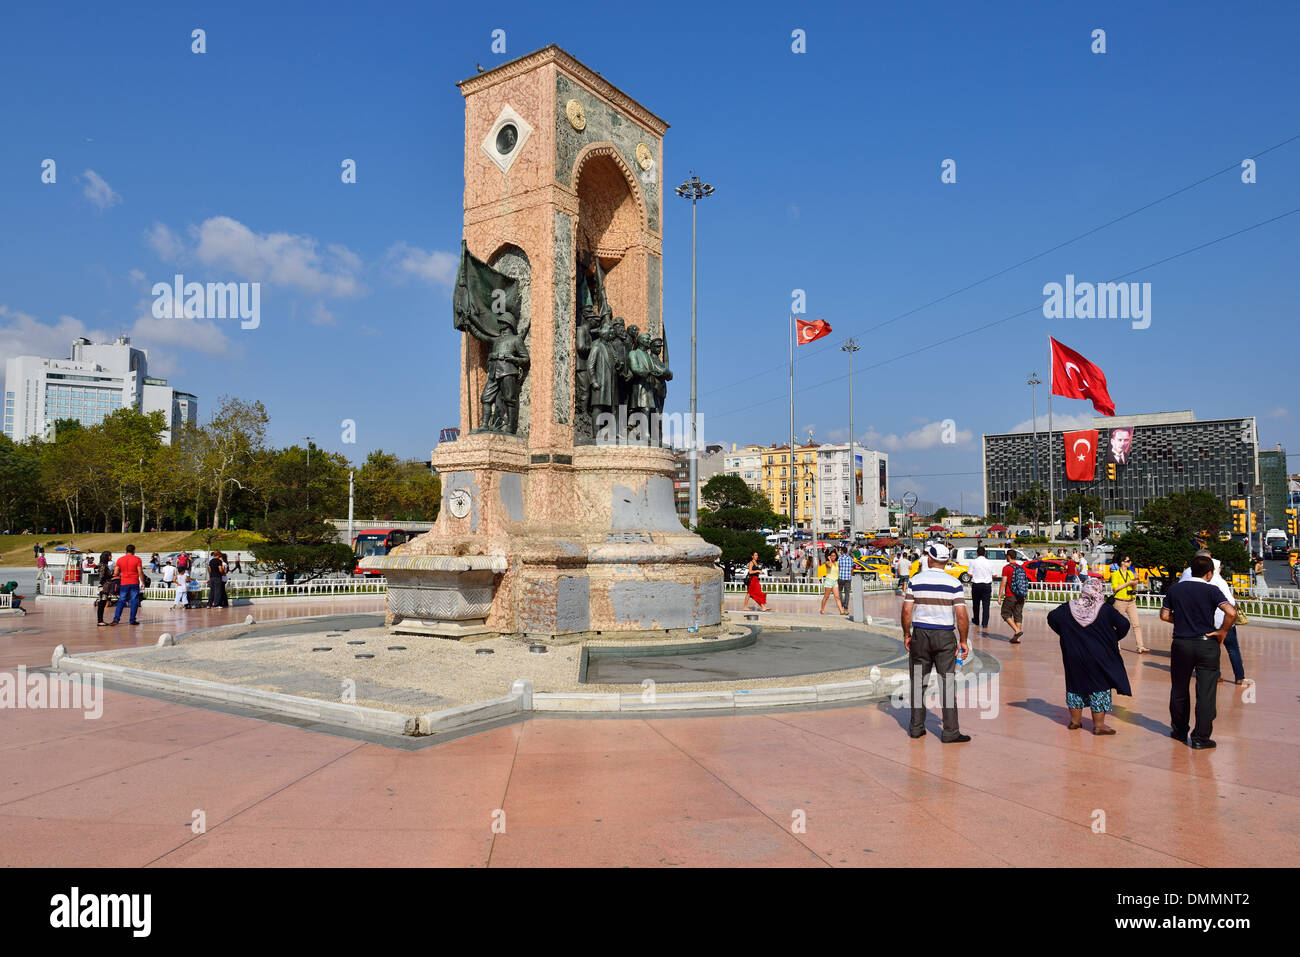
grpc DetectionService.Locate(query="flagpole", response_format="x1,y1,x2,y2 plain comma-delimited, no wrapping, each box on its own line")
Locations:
789,314,796,576
1048,337,1055,538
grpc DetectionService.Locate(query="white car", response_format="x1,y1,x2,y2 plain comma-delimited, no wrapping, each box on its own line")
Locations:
953,546,1009,575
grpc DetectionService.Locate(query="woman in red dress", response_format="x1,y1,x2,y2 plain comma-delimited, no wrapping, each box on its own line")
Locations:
745,552,770,611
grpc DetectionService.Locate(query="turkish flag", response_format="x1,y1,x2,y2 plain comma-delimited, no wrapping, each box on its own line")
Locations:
1064,429,1099,481
796,318,831,345
1051,338,1115,416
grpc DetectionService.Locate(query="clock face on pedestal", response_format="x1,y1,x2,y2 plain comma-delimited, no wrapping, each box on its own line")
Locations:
449,489,471,519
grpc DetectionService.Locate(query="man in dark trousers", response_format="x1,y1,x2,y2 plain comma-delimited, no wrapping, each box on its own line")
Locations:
900,542,971,743
1160,554,1237,750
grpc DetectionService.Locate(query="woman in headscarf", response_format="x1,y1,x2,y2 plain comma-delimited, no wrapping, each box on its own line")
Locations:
1046,576,1132,735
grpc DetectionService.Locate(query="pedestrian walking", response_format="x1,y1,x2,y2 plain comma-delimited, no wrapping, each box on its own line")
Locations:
819,548,846,615
94,566,121,626
1000,548,1029,642
894,549,911,595
110,544,144,626
207,550,229,608
1110,556,1148,653
1179,555,1245,685
1161,554,1237,750
901,543,971,743
1047,577,1132,735
836,547,854,612
967,545,996,633
149,552,161,574
744,552,770,612
173,566,190,609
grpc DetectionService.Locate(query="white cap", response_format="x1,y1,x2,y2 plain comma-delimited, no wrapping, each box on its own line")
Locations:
926,542,951,561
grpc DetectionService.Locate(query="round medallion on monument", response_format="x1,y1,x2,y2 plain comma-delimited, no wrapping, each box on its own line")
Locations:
565,98,586,130
635,143,654,170
449,488,471,519
495,123,518,155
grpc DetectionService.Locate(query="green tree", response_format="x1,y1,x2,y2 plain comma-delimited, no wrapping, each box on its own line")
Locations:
697,475,776,579
204,396,268,529
250,509,354,584
1012,483,1050,525
1139,490,1229,541
932,506,949,520
0,436,42,532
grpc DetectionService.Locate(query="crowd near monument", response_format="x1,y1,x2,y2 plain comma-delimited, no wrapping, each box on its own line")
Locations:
363,46,722,639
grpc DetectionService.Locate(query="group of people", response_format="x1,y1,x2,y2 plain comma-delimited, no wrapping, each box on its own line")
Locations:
902,543,1245,750
743,546,857,616
92,547,235,624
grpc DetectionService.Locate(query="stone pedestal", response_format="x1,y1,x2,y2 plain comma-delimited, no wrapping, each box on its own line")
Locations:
365,437,721,639
366,47,722,640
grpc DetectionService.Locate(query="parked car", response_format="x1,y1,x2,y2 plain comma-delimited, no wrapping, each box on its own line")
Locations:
909,557,973,584
1021,559,1109,585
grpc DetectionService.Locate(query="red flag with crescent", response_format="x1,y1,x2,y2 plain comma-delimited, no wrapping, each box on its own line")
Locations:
796,318,832,345
1051,338,1115,416
1064,429,1099,482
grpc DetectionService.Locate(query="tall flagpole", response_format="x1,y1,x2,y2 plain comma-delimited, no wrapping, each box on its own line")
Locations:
788,315,796,558
1048,338,1055,537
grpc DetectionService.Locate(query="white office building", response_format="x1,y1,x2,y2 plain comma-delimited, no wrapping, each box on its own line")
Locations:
816,443,889,534
723,443,764,491
3,336,198,444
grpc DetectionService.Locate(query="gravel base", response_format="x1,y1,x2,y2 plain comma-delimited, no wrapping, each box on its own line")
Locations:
91,612,915,715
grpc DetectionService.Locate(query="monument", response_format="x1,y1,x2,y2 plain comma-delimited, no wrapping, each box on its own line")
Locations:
363,45,723,639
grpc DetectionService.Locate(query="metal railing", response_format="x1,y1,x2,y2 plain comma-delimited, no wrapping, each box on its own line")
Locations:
40,577,388,601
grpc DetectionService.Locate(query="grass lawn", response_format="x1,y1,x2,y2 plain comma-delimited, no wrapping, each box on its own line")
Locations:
0,530,265,566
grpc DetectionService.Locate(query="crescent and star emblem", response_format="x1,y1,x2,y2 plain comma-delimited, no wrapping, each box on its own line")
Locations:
1064,361,1089,389
1073,436,1091,462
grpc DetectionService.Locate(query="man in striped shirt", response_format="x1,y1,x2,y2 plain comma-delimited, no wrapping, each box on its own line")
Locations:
901,542,972,743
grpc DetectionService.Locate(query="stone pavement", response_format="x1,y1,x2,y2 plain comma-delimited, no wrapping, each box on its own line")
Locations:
0,593,1295,866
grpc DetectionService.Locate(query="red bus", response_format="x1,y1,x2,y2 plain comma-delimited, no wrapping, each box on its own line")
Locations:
352,528,415,576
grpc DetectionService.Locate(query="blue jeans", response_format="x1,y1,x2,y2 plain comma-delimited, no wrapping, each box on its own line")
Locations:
1223,625,1245,682
113,584,141,623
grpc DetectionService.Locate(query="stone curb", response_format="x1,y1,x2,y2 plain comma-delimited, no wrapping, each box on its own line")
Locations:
54,650,415,736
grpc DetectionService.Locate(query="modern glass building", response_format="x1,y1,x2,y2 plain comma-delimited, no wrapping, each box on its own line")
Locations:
3,336,197,444
1258,446,1289,530
982,411,1260,524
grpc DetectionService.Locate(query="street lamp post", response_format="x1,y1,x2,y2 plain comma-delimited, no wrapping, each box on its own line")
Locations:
842,338,861,547
674,172,714,529
1027,373,1042,485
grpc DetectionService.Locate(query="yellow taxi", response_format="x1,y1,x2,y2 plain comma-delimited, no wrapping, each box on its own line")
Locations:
910,558,973,584
949,530,967,538
855,555,895,580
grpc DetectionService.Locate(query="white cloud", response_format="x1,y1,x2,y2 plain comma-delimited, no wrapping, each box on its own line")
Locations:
127,268,146,283
145,217,364,298
146,222,184,262
130,312,235,361
310,302,337,327
192,216,363,297
386,242,458,285
860,419,974,451
1004,412,1095,434
0,306,112,363
1268,406,1288,418
81,169,121,211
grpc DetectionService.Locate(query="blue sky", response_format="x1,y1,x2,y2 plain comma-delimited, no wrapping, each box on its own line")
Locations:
2,0,1297,511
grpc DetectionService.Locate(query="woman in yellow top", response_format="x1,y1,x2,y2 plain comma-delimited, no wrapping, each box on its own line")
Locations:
1110,556,1147,653
818,549,847,615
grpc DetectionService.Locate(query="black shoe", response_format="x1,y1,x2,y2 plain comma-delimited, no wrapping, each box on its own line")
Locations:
908,731,926,739
941,733,972,743
1170,731,1188,743
1189,738,1217,750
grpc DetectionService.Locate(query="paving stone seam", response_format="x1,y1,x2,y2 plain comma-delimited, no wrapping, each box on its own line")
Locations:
639,716,835,868
141,737,371,867
761,715,1208,867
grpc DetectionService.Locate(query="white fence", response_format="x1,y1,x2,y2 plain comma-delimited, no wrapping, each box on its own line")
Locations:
0,593,12,609
40,577,387,602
